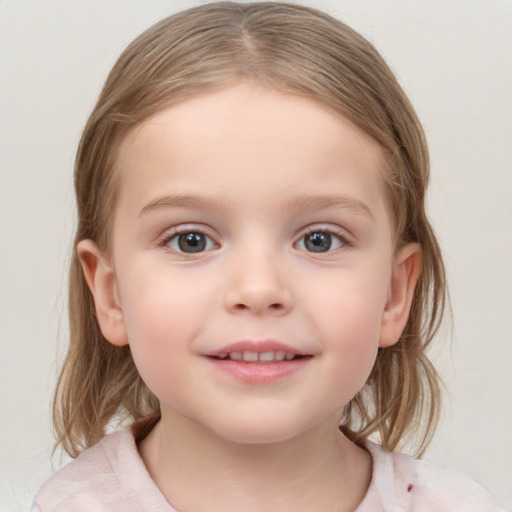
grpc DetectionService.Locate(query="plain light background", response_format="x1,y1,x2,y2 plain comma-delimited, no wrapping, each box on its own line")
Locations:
1,0,511,510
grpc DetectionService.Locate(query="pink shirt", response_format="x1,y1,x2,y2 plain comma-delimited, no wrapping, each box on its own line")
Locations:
32,429,505,511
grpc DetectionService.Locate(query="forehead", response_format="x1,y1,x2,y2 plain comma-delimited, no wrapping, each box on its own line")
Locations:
113,83,389,222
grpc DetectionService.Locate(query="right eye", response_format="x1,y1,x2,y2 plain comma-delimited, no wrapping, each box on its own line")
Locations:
166,231,216,254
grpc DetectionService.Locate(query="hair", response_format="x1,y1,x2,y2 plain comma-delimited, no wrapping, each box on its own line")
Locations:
53,1,447,458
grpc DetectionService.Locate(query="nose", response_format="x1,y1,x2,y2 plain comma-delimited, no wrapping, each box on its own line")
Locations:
223,249,293,316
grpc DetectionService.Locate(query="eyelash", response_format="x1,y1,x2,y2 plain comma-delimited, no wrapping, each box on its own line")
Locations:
157,227,217,256
295,226,351,254
156,225,352,256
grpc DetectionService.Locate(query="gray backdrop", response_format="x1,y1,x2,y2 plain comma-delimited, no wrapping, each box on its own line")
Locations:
1,0,511,510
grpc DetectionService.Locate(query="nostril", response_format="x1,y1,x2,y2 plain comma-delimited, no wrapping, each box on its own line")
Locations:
224,286,292,315
235,303,283,310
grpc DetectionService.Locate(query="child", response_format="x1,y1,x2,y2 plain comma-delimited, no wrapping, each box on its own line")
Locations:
32,2,505,511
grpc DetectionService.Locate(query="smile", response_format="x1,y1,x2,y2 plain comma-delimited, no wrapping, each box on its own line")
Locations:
204,341,312,384
212,351,305,363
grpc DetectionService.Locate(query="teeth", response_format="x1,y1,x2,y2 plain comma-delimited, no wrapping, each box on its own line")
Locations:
216,350,300,362
275,351,286,361
259,351,275,362
243,351,259,362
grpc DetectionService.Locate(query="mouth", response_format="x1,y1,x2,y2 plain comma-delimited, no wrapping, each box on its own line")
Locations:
210,351,307,363
204,341,312,383
205,340,310,363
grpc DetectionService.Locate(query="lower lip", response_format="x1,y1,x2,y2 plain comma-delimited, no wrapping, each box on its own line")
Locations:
204,357,311,384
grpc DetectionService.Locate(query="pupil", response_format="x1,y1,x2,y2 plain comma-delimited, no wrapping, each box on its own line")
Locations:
305,232,331,252
178,233,206,253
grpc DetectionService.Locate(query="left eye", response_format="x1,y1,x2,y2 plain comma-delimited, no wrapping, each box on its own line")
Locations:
296,230,344,253
167,231,215,253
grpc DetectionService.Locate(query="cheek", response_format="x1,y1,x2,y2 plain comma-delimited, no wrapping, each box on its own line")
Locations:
304,267,390,393
123,298,183,394
119,261,211,339
321,315,380,407
308,265,390,335
117,269,208,387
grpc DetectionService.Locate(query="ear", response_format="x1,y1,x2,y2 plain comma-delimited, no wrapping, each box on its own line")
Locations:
379,243,422,348
77,239,128,347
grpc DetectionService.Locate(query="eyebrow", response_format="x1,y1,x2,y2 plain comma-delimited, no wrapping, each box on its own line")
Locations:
139,195,225,217
139,193,374,219
285,194,374,219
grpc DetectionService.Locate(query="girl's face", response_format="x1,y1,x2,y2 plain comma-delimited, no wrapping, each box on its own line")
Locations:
81,82,419,444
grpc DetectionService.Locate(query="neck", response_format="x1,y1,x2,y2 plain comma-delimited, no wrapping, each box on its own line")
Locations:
138,410,372,512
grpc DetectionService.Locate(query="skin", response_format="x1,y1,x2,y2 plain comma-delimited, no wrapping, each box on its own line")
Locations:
79,82,421,512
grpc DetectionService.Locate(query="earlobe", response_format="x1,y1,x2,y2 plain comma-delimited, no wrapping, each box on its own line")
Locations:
379,243,422,348
77,239,129,347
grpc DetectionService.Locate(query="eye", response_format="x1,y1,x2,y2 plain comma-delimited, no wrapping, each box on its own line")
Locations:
296,230,345,253
167,231,216,254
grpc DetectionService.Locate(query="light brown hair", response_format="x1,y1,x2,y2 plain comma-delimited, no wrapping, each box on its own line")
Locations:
54,1,447,458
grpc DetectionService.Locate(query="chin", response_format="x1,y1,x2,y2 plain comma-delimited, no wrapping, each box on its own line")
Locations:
207,414,315,446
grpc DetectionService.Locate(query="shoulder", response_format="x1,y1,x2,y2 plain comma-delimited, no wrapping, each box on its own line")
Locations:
359,440,506,512
33,430,130,511
32,429,172,512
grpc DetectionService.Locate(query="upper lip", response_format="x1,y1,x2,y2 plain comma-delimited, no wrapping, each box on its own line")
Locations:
204,340,307,358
